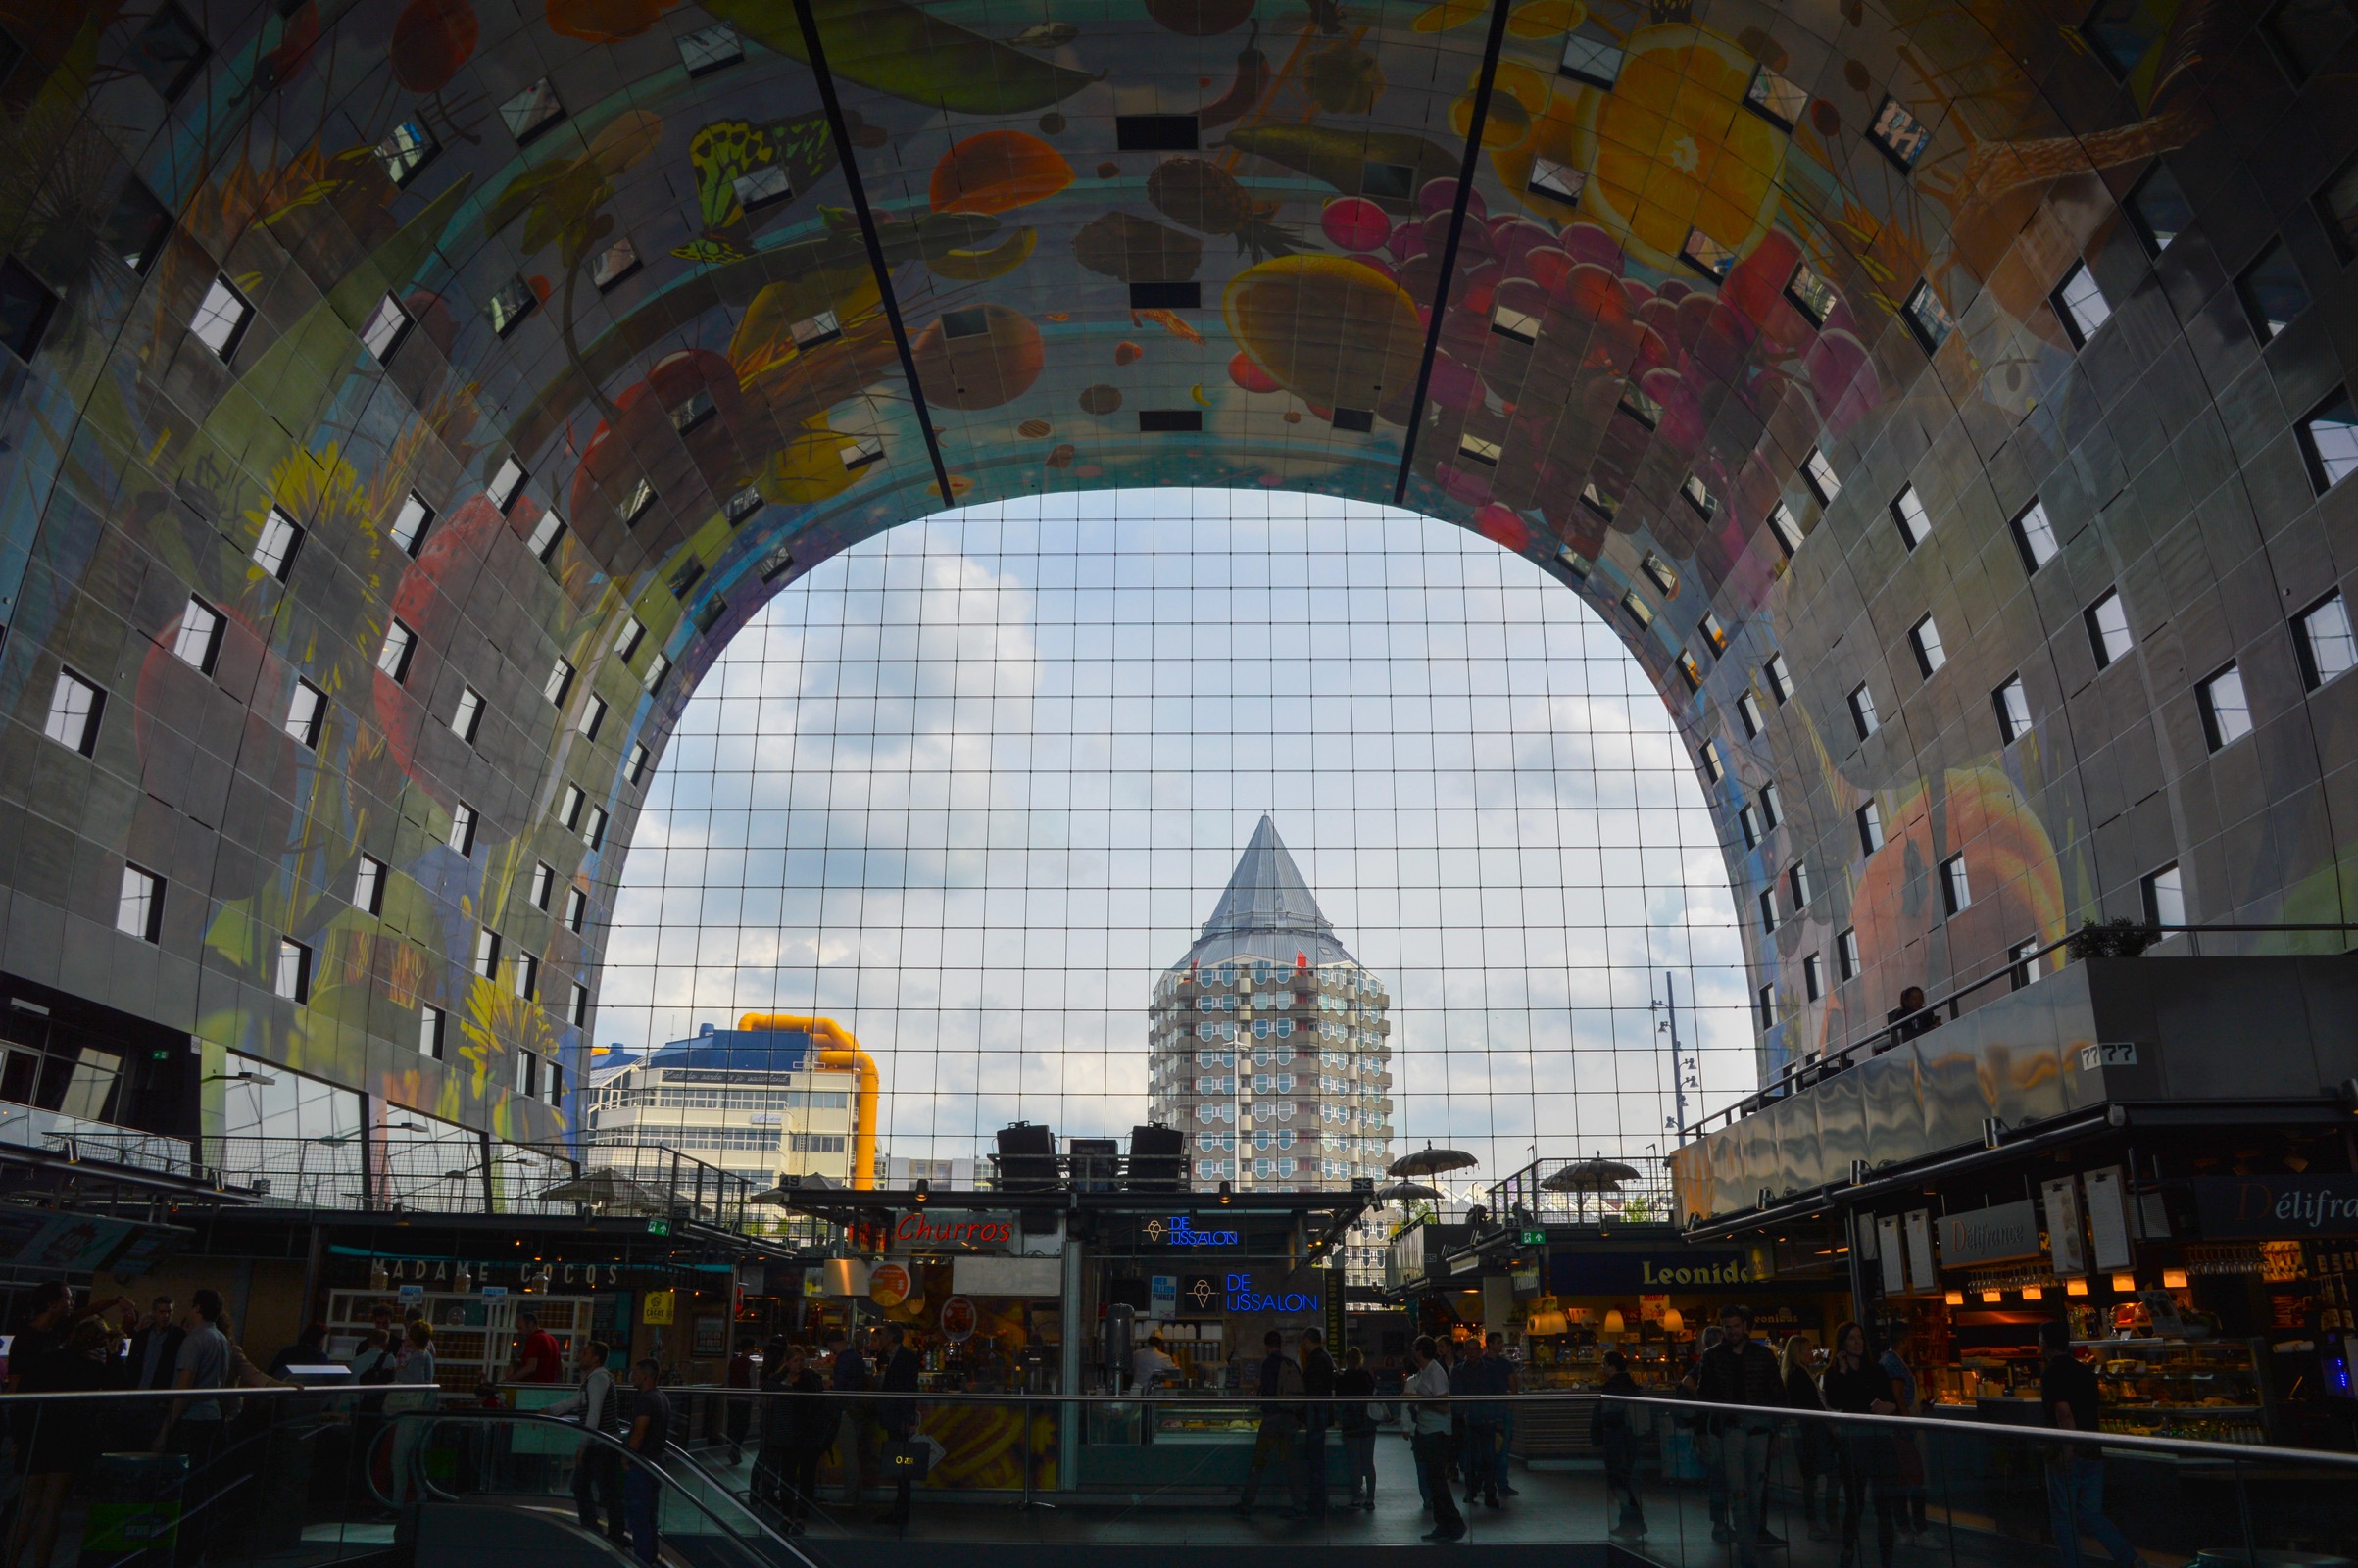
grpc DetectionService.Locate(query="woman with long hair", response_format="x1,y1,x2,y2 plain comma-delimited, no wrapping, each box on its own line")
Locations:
1818,1321,1900,1568
1778,1333,1834,1541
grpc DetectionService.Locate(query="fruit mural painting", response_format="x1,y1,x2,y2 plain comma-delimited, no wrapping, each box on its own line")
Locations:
1848,768,2067,992
1223,256,1423,419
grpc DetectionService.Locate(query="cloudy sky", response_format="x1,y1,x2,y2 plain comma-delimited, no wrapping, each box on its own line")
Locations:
597,490,1753,1182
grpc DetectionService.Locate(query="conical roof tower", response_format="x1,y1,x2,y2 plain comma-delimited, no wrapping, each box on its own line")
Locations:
1179,815,1355,969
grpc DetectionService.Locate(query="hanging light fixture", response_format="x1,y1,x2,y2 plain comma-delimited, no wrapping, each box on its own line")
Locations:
1601,1307,1625,1336
2066,1278,2088,1297
2111,1272,2137,1293
1661,1306,1684,1336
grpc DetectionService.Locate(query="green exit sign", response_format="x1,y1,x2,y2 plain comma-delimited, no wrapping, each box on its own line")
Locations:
1519,1228,1546,1246
646,1218,671,1236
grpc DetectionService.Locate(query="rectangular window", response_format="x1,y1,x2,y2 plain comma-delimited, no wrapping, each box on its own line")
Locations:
118,864,164,943
1785,262,1837,326
419,1004,445,1059
1858,801,1885,854
1803,449,1842,504
1759,888,1779,933
1528,156,1586,205
490,457,528,508
1699,612,1728,657
1909,613,1946,676
677,20,742,74
451,686,484,744
585,806,609,850
2009,937,2043,990
1681,227,1737,281
732,164,791,214
1940,854,1972,916
620,477,656,525
1131,281,1203,312
1803,951,1825,1002
2296,591,2356,688
1839,927,1862,982
2143,862,2186,926
285,679,324,746
594,238,641,291
526,510,565,563
2087,589,2134,667
565,885,587,933
614,618,646,662
1677,652,1703,693
725,485,763,526
1790,862,1813,910
2198,663,2252,750
390,492,433,555
1848,682,1878,739
474,927,501,980
1491,302,1541,344
375,119,436,186
530,861,555,910
275,936,311,1002
560,784,586,830
569,981,590,1028
502,78,565,144
172,597,223,673
1642,553,1679,595
2011,498,2059,571
45,667,103,755
1761,782,1784,829
544,658,573,706
646,653,671,691
1622,385,1666,431
132,4,209,100
1758,985,1777,1030
191,275,252,359
580,694,608,741
1765,655,1795,703
378,619,417,683
450,801,477,857
1581,482,1621,521
515,1051,538,1097
1559,31,1623,86
841,435,885,470
1739,805,1761,850
1869,96,1933,169
1621,591,1654,629
2237,240,2310,341
513,951,538,1002
253,509,303,581
2052,261,2111,346
1902,279,1954,351
1456,432,1502,465
547,1059,565,1105
1891,485,1932,549
1737,690,1765,737
1994,675,2032,743
1699,740,1725,783
1681,473,1717,518
1767,503,1803,556
2127,164,2192,255
2298,390,2358,493
486,275,536,337
627,743,651,785
355,854,386,916
360,293,412,362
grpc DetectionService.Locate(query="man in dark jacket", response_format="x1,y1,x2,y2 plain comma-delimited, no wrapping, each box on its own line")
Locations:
877,1325,923,1526
1695,1304,1785,1566
1297,1327,1336,1517
124,1297,184,1391
1589,1350,1646,1540
1233,1330,1303,1517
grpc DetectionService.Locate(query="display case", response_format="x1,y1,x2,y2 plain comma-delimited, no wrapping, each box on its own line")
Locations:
2082,1338,2272,1444
1523,1338,1685,1391
1151,1400,1262,1439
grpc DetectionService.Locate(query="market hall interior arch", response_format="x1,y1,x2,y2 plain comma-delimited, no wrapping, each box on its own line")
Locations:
0,0,2354,1170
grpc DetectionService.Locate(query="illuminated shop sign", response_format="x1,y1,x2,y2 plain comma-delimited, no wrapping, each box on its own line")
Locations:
887,1210,1017,1253
1226,1272,1320,1314
1547,1252,1758,1294
1144,1216,1241,1247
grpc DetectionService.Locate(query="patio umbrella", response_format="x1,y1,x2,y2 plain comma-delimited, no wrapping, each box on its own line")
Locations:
1374,1181,1445,1204
1389,1146,1478,1178
538,1168,670,1209
1541,1156,1642,1192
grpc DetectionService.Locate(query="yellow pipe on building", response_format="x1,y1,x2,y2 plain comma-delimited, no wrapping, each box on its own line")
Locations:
737,1012,878,1190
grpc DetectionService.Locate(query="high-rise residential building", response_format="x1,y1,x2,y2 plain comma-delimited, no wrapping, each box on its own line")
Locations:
582,1022,860,1189
1148,816,1394,1196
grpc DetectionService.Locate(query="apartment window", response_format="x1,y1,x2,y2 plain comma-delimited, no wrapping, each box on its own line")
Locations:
580,695,608,741
1559,31,1623,86
1891,485,1932,549
390,493,433,555
1940,854,1972,916
1677,653,1703,694
670,390,714,435
1621,383,1666,430
44,668,103,755
2237,240,2309,341
565,885,587,933
172,597,223,673
559,785,586,830
2266,0,2354,81
1642,553,1679,595
1759,888,1779,933
1758,985,1777,1030
547,1060,565,1105
568,982,590,1029
2295,591,2356,687
118,864,164,943
1868,96,1932,170
1528,156,1585,205
585,806,609,850
1491,302,1540,344
620,478,656,526
2009,937,2044,990
1909,614,1946,676
1790,862,1813,910
2087,589,2134,667
1739,805,1762,850
418,1004,445,1059
2011,499,2059,572
1857,801,1886,854
1994,675,2032,743
451,686,484,744
375,119,436,186
1765,655,1795,703
646,653,671,691
2198,663,2253,751
253,509,302,581
1767,504,1803,556
1838,927,1862,982
2143,862,2186,926
284,679,325,747
1902,279,1954,351
1761,783,1785,830
190,275,252,359
1803,952,1825,1003
512,951,538,1002
378,620,417,683
2126,164,2192,255
1682,227,1737,282
627,743,651,785
360,293,411,362
354,854,386,916
594,238,640,291
1744,61,1808,128
544,658,574,706
725,485,763,526
1737,691,1765,738
489,458,528,508
1621,592,1653,630
678,20,742,74
1682,473,1717,518
486,275,535,337
502,78,565,143
473,928,501,980
1698,740,1725,784
526,510,565,563
2298,391,2358,493
515,1051,538,1098
615,618,647,662
2051,262,2111,346
530,861,555,911
275,937,311,1002
1848,683,1879,740
1583,485,1621,522
1803,450,1842,504
450,802,477,857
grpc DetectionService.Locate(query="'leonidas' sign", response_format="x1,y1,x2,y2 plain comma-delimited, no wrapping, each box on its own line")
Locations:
887,1210,1018,1253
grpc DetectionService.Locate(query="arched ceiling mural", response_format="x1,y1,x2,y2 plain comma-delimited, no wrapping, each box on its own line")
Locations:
0,0,2352,1144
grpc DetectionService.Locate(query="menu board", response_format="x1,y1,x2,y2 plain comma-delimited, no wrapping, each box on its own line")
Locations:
2041,1176,2088,1277
1877,1215,1905,1297
2084,1167,2134,1272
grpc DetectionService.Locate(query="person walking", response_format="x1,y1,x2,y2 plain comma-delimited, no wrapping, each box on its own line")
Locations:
1485,1334,1519,1500
2039,1321,2148,1568
6,1315,115,1568
1780,1333,1834,1542
1695,1304,1784,1565
1406,1336,1465,1543
778,1346,834,1534
1298,1327,1336,1518
1821,1321,1899,1568
545,1340,628,1547
1590,1349,1646,1542
1452,1336,1499,1509
876,1325,922,1527
1678,1325,1732,1539
1335,1346,1378,1512
622,1358,671,1568
826,1327,872,1507
1234,1329,1304,1518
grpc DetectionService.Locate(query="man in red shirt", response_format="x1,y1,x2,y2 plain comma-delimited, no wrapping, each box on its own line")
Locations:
513,1311,565,1383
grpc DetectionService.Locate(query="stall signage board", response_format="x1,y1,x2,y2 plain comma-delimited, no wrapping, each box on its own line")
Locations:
2084,1166,2134,1271
1876,1216,1904,1297
1938,1200,2043,1267
1547,1251,1760,1294
2194,1175,2358,1237
886,1209,1017,1253
1903,1211,1936,1294
1141,1215,1243,1248
2043,1177,2088,1276
1151,1275,1177,1319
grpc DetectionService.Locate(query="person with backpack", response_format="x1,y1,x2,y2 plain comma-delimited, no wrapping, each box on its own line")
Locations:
1335,1345,1379,1511
1232,1330,1304,1518
546,1341,628,1547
